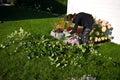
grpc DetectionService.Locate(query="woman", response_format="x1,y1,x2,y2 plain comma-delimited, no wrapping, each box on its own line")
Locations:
65,12,95,43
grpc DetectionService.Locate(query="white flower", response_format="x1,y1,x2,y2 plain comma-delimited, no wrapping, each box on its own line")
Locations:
101,37,105,41
97,38,101,42
108,35,113,39
102,27,107,32
101,21,106,27
104,37,108,40
94,37,98,42
89,37,93,40
107,24,112,29
96,31,100,36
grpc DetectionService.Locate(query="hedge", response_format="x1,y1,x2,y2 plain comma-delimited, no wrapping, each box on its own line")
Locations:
14,0,67,14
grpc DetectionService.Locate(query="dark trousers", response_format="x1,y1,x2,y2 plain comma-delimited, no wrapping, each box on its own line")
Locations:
82,28,91,43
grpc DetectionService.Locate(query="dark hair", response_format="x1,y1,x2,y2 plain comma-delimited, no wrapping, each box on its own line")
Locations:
65,13,76,21
65,14,73,21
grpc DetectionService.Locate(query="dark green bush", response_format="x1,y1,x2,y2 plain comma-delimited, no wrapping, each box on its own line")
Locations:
14,0,67,14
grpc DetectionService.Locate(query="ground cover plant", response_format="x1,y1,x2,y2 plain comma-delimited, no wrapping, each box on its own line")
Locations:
0,6,120,80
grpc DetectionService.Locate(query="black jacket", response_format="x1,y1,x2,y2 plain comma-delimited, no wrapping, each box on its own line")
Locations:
71,12,94,34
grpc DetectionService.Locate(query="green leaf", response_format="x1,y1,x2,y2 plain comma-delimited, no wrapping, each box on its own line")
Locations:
78,45,83,49
56,63,60,67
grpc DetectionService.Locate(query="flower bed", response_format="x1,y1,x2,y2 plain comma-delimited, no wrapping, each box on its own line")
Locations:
50,17,113,44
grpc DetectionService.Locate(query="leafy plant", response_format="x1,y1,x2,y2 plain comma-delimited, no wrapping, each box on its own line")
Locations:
54,18,67,29
0,28,119,80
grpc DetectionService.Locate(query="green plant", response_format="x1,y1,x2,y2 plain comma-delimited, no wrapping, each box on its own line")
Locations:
89,19,113,43
1,28,119,80
0,7,120,80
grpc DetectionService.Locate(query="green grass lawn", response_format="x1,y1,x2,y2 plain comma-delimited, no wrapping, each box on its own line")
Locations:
0,6,120,80
98,42,120,62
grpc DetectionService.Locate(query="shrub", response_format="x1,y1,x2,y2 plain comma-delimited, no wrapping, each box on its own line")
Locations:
14,0,67,14
0,28,119,80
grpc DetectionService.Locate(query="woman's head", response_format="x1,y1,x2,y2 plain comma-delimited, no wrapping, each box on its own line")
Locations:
65,13,76,22
65,14,73,21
